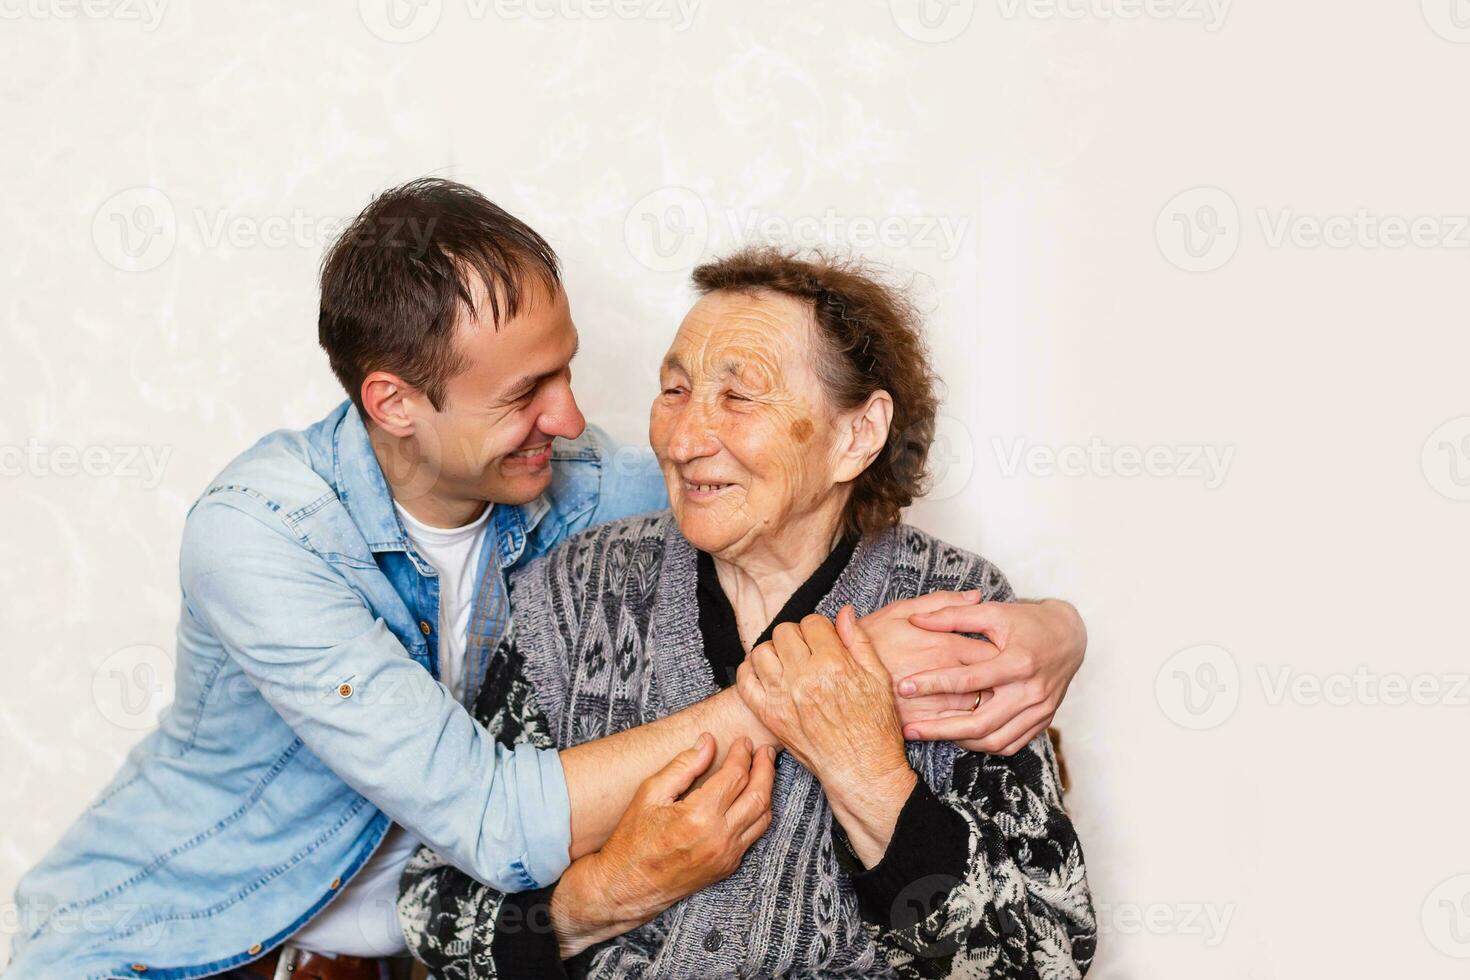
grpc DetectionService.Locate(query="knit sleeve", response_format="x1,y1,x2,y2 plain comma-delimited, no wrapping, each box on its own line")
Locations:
397,623,565,979
872,732,1096,979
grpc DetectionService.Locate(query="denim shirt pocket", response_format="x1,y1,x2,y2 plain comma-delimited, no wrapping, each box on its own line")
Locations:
285,494,429,666
285,491,378,570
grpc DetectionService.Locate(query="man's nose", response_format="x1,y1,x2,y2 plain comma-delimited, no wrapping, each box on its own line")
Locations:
539,382,586,441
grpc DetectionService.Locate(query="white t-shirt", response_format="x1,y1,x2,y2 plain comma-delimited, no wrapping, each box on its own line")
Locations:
290,501,493,957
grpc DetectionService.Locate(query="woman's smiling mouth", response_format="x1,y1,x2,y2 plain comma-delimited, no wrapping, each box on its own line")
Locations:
683,481,735,500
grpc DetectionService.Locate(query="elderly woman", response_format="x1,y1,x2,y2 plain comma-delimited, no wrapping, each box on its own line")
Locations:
399,249,1095,978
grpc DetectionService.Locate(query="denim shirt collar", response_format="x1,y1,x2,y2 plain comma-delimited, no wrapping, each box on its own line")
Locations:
330,403,550,571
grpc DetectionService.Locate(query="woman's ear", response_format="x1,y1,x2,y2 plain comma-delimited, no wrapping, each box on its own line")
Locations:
832,390,893,484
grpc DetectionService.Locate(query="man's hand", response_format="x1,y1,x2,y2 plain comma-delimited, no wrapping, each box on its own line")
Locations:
891,598,1087,756
858,591,1015,733
550,734,775,958
858,590,989,714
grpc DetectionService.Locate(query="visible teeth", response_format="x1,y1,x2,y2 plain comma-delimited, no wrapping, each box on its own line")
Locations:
512,446,548,457
688,483,728,493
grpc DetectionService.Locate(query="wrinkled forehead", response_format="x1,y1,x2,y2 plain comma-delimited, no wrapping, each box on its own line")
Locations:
664,289,817,386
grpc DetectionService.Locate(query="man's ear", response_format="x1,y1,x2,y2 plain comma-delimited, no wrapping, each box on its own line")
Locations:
833,390,893,484
360,371,418,437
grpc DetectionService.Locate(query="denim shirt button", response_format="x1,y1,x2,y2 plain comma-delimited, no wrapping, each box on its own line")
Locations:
248,943,263,954
330,876,342,889
130,966,147,974
703,927,722,952
337,682,353,698
419,620,432,635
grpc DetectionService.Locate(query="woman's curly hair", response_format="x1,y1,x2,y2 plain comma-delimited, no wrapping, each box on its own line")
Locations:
691,246,940,537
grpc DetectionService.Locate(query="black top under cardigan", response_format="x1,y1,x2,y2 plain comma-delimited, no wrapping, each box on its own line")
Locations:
495,539,969,975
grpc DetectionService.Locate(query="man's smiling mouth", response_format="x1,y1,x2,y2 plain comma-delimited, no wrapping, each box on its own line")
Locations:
506,443,552,466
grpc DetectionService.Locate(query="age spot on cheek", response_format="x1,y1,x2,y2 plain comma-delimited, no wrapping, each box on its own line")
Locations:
790,417,814,444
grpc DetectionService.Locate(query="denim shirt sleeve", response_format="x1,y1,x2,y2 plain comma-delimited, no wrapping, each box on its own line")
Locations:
178,492,571,892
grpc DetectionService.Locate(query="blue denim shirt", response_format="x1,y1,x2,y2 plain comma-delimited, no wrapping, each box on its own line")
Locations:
6,402,667,980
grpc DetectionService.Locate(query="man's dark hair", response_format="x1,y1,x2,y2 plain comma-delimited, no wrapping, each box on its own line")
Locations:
318,177,561,414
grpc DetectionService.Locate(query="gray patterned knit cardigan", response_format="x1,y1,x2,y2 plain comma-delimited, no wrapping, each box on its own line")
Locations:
399,512,1095,979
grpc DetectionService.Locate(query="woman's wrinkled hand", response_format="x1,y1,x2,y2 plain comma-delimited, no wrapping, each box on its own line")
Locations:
737,608,918,867
552,734,774,956
737,608,912,796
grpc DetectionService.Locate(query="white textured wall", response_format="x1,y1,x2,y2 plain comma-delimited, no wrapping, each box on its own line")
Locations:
4,3,1468,976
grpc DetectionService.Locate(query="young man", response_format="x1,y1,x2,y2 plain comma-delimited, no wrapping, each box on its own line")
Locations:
6,179,1086,980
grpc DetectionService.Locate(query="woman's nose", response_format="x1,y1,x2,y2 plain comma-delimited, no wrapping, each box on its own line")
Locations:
666,403,718,463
